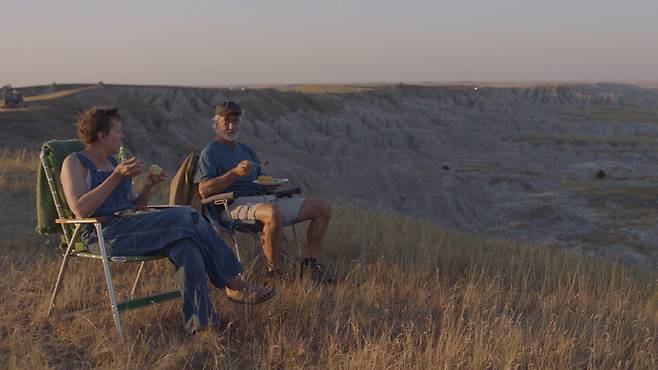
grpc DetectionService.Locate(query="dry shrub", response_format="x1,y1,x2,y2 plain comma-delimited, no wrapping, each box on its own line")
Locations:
0,149,38,191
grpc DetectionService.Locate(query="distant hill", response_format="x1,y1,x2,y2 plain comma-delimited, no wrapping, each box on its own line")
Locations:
2,82,657,267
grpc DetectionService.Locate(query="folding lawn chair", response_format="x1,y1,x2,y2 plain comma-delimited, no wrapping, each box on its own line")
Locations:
200,187,304,272
168,152,304,274
38,139,181,341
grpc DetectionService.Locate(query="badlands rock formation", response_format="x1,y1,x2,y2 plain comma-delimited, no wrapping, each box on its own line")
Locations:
2,83,657,267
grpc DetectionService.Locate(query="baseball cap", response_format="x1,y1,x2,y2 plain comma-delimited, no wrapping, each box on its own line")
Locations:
215,100,242,117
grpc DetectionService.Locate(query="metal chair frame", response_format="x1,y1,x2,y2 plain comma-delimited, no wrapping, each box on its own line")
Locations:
201,191,303,274
40,141,181,341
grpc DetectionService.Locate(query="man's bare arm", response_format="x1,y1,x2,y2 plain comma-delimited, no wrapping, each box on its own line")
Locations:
198,170,240,198
198,160,252,198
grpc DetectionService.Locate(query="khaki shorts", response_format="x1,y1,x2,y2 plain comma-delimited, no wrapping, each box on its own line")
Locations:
229,195,305,225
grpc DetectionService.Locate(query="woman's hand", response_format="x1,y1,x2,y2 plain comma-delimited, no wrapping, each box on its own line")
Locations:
134,168,167,208
145,171,167,189
113,157,144,178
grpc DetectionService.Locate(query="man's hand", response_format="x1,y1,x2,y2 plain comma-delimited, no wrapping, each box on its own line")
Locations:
233,160,252,177
113,158,144,178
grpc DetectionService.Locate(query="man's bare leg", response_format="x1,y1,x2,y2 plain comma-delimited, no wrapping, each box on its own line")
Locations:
294,199,332,259
254,203,283,271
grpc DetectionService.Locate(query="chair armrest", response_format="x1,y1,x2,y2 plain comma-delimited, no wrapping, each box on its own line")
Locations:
56,218,102,224
147,204,186,209
201,192,237,205
275,187,302,198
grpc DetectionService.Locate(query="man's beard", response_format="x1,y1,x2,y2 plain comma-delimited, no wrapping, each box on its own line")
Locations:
220,131,240,142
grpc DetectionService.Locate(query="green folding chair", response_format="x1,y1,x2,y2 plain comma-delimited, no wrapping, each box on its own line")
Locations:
39,139,180,341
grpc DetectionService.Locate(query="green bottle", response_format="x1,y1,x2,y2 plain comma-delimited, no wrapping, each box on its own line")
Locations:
118,145,132,161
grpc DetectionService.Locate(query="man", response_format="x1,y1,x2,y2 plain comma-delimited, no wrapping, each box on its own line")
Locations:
195,100,334,284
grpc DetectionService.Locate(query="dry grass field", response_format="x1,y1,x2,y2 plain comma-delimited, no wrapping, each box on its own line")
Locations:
0,86,99,113
0,149,656,369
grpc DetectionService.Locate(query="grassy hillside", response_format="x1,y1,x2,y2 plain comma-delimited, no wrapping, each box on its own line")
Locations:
0,149,656,369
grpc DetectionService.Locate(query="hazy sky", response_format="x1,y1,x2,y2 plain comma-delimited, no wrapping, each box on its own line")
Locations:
2,0,657,86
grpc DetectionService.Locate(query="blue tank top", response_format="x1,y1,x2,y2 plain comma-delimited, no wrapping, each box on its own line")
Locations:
75,152,134,217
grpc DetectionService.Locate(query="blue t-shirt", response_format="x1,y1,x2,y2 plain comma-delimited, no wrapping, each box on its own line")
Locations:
194,141,266,197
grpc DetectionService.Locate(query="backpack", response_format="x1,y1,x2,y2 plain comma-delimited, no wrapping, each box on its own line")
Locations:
168,152,202,211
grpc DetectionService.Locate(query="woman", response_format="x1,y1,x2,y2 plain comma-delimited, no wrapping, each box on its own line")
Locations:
60,106,274,335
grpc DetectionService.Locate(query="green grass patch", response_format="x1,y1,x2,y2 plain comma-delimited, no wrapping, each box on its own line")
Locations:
515,133,658,146
572,182,658,210
559,106,658,124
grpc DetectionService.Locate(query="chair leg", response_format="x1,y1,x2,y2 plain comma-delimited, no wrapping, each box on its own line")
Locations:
47,226,80,317
251,233,259,254
231,233,243,264
291,223,302,259
95,223,123,341
130,262,145,299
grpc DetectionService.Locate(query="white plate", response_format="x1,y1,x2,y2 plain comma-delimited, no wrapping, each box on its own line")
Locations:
253,178,289,185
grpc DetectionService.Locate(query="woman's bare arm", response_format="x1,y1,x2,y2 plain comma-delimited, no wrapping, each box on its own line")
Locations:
60,154,123,218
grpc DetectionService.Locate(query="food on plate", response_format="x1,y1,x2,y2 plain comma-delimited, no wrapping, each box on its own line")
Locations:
257,175,273,183
149,164,162,176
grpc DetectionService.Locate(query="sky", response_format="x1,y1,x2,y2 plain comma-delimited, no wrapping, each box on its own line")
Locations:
1,0,657,87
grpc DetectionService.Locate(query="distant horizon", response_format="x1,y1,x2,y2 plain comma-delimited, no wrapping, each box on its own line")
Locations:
10,79,658,90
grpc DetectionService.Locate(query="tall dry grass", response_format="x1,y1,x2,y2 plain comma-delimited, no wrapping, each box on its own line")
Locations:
0,149,656,369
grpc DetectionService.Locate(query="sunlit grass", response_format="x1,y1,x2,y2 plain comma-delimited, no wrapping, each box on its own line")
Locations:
23,86,98,103
0,148,38,190
0,149,656,369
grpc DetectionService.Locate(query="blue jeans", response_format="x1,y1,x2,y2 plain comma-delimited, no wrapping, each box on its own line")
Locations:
82,207,243,334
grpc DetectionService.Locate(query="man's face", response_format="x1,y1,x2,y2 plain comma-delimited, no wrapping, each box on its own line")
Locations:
215,113,241,142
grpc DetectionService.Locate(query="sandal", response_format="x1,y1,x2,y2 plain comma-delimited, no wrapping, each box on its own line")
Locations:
225,284,276,305
262,269,287,287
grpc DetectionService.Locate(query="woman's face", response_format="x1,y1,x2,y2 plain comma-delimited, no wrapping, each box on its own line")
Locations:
99,119,124,154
